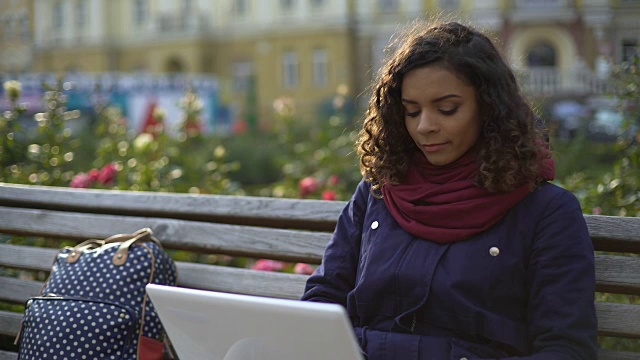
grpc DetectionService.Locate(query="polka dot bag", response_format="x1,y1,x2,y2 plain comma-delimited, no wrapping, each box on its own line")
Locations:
16,228,178,360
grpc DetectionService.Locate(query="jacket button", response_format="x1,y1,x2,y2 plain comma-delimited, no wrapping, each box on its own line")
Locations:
489,246,500,256
371,221,379,229
460,358,468,360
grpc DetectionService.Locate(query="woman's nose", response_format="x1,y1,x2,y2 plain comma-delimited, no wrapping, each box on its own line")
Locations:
417,112,438,133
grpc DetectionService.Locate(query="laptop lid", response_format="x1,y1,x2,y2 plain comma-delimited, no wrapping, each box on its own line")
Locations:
145,284,364,360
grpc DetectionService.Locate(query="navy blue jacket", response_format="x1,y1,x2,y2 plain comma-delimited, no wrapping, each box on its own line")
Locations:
302,180,597,359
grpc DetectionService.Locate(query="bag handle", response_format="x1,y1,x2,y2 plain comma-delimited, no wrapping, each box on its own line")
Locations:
65,239,106,264
66,228,161,265
112,228,161,266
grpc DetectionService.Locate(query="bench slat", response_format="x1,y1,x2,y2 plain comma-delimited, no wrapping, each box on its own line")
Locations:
0,350,18,360
595,254,640,296
596,302,640,339
0,206,329,263
0,183,344,231
3,184,640,255
1,276,639,339
0,244,59,271
175,261,307,299
0,278,41,304
1,297,637,340
598,348,640,360
0,311,21,337
0,262,305,304
3,243,640,296
586,215,640,254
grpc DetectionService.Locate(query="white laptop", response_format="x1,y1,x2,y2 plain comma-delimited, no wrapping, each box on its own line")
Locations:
145,284,364,360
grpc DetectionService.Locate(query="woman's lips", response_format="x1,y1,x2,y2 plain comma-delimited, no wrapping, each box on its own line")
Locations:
422,143,447,152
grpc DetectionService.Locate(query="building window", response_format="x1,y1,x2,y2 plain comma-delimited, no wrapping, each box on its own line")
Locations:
20,15,29,39
527,43,556,67
282,51,299,88
281,0,295,11
233,0,249,17
380,0,399,12
313,49,328,87
232,60,253,92
53,2,64,30
439,0,460,9
622,39,638,62
516,0,564,8
133,0,148,26
183,0,193,13
76,0,87,29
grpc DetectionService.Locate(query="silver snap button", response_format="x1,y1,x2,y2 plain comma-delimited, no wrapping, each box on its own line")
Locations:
371,221,379,230
489,246,500,256
460,357,468,360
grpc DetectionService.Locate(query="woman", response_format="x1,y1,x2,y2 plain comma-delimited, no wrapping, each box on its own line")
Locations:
301,20,597,359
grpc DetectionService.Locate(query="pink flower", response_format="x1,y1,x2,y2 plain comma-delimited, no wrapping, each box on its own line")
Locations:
252,259,286,272
98,163,118,185
321,190,337,201
329,175,340,186
87,168,100,182
294,263,315,275
299,176,319,197
592,207,602,215
70,173,92,188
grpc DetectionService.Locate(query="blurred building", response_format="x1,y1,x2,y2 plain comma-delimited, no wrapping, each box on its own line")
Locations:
2,0,639,126
0,0,34,74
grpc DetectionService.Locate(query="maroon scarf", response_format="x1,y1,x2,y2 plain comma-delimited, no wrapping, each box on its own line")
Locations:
382,152,555,244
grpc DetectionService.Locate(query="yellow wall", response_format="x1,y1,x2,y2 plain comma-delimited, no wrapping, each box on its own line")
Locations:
215,28,355,124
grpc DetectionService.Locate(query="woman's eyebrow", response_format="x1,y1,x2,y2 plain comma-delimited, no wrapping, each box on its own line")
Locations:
401,94,461,104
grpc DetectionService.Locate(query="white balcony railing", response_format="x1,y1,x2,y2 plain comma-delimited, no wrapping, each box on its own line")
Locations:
521,66,615,96
515,0,572,8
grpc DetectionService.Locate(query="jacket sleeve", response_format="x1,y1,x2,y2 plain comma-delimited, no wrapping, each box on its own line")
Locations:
507,189,598,360
300,180,369,306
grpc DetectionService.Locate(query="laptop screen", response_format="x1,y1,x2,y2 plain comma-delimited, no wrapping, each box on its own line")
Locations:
146,284,363,360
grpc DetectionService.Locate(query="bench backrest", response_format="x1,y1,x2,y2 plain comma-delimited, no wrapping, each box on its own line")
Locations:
0,183,639,359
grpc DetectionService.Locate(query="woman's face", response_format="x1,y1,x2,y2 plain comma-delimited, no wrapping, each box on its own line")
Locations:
401,65,482,166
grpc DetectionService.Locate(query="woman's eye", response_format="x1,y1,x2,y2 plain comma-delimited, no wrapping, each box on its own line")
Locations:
405,110,420,117
440,108,458,116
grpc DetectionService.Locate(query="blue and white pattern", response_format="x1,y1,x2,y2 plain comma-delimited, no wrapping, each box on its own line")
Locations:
18,235,177,360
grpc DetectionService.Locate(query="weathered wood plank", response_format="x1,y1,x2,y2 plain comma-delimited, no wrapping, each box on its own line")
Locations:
0,244,59,271
0,311,22,337
0,183,345,231
586,215,640,254
0,278,41,304
0,298,638,343
1,272,638,340
3,186,640,254
599,348,640,360
595,254,640,295
596,302,640,339
0,206,329,263
175,262,307,300
0,262,306,304
0,350,18,360
3,243,640,296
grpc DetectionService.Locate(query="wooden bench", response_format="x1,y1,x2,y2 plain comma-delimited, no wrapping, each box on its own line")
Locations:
0,183,639,360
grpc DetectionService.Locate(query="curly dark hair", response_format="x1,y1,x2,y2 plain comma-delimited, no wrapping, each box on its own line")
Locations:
356,20,550,196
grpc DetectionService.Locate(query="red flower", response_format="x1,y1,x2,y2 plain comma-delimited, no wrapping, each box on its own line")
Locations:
70,173,92,188
329,175,340,186
252,259,285,272
98,163,118,185
321,190,337,201
87,168,100,182
294,263,315,275
592,207,602,215
299,177,319,197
